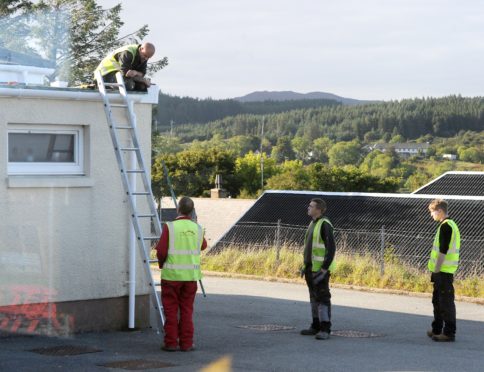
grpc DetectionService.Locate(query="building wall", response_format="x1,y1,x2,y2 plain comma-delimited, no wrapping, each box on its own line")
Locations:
160,197,256,247
0,94,153,332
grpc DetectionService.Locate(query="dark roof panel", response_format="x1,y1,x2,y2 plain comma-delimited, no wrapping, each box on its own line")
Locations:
212,191,484,277
413,172,484,196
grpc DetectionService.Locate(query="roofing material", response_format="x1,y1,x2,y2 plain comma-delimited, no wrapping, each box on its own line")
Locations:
413,171,484,196
212,191,484,277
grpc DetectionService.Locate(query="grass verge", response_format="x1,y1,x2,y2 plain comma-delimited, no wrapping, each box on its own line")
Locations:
201,247,484,299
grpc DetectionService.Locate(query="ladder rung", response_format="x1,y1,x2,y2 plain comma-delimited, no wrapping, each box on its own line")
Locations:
110,104,128,108
120,147,139,151
104,82,122,87
114,126,133,130
126,170,144,173
138,214,156,218
154,283,161,287
148,259,158,264
131,192,150,196
143,236,160,240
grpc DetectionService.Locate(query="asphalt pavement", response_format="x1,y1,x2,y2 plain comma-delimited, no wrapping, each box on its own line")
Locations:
1,276,483,372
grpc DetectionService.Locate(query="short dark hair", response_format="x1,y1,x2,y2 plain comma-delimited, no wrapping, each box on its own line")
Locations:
178,196,194,215
310,198,327,214
429,199,448,213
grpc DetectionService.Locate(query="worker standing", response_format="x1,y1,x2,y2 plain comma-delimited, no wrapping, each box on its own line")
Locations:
94,42,155,91
155,197,207,352
300,198,336,340
427,199,460,342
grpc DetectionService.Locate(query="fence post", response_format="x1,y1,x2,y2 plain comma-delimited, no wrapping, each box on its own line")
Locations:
380,225,385,276
275,219,281,264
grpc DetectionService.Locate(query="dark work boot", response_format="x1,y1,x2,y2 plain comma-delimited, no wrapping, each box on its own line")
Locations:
300,318,319,335
432,334,455,342
315,321,331,340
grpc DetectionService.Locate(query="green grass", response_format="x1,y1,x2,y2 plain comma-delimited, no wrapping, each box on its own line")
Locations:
201,247,484,298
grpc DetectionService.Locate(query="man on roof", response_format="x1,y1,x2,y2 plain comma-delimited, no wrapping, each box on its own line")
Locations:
94,42,155,91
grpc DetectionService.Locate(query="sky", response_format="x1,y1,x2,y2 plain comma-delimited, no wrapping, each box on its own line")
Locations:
98,0,484,101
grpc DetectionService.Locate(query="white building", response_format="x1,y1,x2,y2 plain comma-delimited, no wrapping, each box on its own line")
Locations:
0,60,159,334
371,142,430,158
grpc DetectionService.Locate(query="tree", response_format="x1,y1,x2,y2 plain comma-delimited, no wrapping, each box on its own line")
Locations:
0,0,37,15
404,172,430,192
306,164,399,193
271,136,295,163
291,136,311,163
327,141,361,166
152,148,239,199
311,137,333,163
458,147,483,163
235,151,277,197
152,135,182,156
389,134,405,144
1,0,168,84
360,150,399,178
265,160,310,190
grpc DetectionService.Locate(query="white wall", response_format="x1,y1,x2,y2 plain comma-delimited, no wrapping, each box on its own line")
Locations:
0,93,153,306
160,197,255,247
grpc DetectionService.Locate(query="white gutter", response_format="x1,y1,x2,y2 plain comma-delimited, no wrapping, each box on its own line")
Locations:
0,85,160,104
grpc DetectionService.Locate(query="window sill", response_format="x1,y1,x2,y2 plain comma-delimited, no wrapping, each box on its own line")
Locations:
7,175,94,188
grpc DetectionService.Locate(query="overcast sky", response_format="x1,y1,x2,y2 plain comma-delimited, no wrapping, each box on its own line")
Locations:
98,0,484,101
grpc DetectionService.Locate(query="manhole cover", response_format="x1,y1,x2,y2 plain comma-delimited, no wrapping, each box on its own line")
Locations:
100,359,175,370
237,324,295,331
332,330,384,338
29,345,102,356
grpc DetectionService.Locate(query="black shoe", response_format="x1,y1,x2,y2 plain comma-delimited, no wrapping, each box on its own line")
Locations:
300,326,319,335
432,334,455,342
315,331,330,340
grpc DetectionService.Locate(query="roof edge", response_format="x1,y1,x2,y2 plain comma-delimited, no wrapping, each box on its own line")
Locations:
264,189,484,201
0,85,160,104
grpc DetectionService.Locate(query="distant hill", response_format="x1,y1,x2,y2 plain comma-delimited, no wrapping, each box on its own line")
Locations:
234,90,375,105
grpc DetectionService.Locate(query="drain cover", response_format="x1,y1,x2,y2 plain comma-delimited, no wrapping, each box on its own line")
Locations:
29,345,102,356
100,359,175,370
237,324,295,331
332,330,383,338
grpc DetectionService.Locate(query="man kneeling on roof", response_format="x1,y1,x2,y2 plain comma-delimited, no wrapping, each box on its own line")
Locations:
94,42,155,91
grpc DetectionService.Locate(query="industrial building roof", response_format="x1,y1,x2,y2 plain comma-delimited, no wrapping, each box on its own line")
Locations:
212,190,484,276
413,171,484,196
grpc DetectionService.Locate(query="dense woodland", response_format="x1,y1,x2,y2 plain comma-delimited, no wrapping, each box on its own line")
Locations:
154,93,340,129
152,95,484,199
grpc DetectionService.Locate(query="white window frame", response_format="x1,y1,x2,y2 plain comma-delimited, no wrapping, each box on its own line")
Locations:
7,125,84,175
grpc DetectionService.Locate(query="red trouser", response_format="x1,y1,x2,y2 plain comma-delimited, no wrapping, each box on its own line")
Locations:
161,280,197,350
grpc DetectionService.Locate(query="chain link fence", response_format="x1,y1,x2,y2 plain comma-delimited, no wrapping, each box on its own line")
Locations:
214,221,484,278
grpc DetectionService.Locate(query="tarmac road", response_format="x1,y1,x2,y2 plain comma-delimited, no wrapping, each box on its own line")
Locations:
1,276,483,371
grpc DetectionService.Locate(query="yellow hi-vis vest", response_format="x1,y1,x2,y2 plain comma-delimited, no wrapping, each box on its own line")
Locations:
161,219,203,281
94,44,139,78
428,219,460,274
304,218,336,272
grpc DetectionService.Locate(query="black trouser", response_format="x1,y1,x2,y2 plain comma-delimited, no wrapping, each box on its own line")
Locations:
101,72,148,92
305,270,332,332
431,272,456,337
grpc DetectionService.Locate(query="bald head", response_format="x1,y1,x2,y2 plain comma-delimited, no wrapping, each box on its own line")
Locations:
139,42,155,61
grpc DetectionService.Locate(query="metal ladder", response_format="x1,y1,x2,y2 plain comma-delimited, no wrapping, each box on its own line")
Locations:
95,70,165,331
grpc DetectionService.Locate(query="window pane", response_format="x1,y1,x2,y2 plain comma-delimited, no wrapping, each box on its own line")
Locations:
8,133,74,163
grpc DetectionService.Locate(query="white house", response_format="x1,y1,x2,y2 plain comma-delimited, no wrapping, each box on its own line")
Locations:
371,142,430,158
442,154,457,160
0,62,159,334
